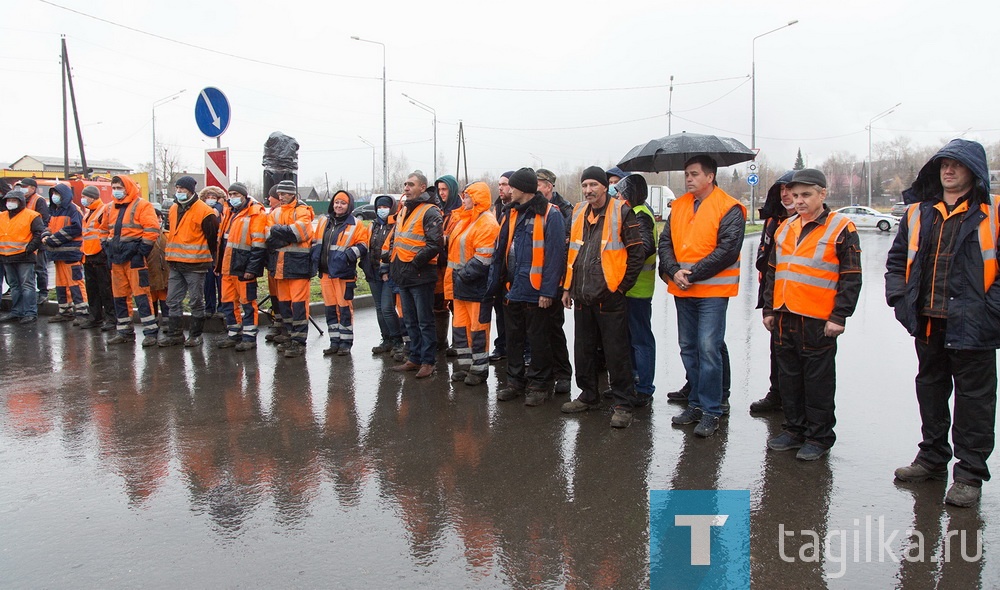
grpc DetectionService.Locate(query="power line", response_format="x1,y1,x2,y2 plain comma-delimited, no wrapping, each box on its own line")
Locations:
671,114,867,142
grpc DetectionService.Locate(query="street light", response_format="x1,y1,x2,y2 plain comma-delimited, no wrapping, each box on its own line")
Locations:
152,89,185,201
867,102,901,207
358,136,376,195
402,93,437,180
529,152,543,168
352,36,387,192
751,19,798,223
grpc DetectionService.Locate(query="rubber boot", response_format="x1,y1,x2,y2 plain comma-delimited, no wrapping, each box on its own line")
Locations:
158,317,185,347
184,317,205,347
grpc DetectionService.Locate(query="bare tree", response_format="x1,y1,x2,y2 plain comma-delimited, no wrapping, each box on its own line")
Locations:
139,142,187,201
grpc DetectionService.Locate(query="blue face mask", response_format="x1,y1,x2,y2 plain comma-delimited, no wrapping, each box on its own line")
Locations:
229,197,243,208
51,195,62,206
81,197,91,208
112,189,126,200
377,207,390,220
607,184,619,198
175,192,189,202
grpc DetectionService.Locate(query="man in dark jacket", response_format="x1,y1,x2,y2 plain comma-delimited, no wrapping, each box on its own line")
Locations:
15,178,51,305
489,168,566,405
435,174,462,353
363,195,404,355
489,171,514,362
535,168,572,393
886,138,999,508
560,167,646,428
390,172,445,378
42,183,88,322
0,189,48,323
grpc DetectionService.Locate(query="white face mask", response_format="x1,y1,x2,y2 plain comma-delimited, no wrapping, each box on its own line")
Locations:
51,195,62,206
205,198,218,207
228,197,243,208
175,192,189,202
377,207,390,220
6,200,18,210
81,197,91,208
112,189,126,200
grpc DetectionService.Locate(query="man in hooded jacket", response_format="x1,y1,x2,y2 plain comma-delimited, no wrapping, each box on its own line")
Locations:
445,181,500,386
886,138,999,508
0,189,47,323
435,174,463,354
43,183,89,322
313,190,370,356
363,194,404,355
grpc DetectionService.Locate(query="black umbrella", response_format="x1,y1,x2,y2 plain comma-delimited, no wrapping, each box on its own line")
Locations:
617,132,756,172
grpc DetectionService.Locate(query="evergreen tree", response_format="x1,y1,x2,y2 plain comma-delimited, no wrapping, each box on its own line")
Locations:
793,148,805,170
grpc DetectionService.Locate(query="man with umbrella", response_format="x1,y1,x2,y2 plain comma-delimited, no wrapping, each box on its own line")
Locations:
658,155,746,437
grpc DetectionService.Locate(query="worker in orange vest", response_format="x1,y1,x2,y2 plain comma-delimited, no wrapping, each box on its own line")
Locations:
79,185,115,330
312,190,370,356
658,155,746,437
215,182,268,351
762,168,861,461
262,185,286,343
560,167,646,428
445,181,500,385
265,180,315,358
0,188,48,323
42,183,88,323
14,178,51,305
100,175,162,346
158,177,219,348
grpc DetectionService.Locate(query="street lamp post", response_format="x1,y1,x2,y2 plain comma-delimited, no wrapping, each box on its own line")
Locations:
152,89,185,201
352,36,387,192
358,136,376,196
867,102,902,207
401,93,437,180
751,19,798,223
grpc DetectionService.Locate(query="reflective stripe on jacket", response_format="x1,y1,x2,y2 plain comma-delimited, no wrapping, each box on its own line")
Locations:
82,201,107,256
773,211,853,320
667,187,745,298
506,203,554,291
564,198,628,293
221,200,268,277
391,203,436,264
0,208,41,256
445,209,500,301
313,215,370,279
166,199,215,264
905,197,998,292
627,203,658,298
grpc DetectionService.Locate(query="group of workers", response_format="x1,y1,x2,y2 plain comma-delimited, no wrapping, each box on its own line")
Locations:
0,138,994,508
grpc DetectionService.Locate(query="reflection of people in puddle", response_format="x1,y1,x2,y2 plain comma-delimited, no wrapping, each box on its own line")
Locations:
322,358,369,508
751,418,832,587
269,366,321,527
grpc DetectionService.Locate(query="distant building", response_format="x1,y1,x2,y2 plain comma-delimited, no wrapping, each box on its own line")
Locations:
991,170,1000,187
9,155,131,176
298,186,319,201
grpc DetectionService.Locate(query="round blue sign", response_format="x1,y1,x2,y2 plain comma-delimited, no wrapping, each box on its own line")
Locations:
747,173,760,186
194,87,231,138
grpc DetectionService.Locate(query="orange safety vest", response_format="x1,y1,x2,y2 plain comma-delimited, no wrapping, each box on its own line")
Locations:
564,198,629,292
773,211,853,320
392,203,437,264
82,201,107,256
505,203,555,290
904,197,999,292
667,187,745,298
0,208,40,256
221,200,267,275
166,199,215,264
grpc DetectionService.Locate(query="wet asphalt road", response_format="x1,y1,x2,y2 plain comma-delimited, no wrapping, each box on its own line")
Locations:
1,232,997,589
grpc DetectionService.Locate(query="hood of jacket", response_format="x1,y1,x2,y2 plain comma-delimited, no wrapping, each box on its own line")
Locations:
903,139,990,205
327,190,356,217
112,175,142,205
49,183,75,210
4,188,26,212
759,170,795,219
617,174,648,207
435,175,462,214
454,182,492,222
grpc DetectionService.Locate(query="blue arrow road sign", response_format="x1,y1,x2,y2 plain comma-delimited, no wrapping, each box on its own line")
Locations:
747,173,759,186
195,87,231,138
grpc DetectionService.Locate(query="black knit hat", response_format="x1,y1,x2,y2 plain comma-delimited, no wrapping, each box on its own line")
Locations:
175,175,197,193
508,168,538,194
81,185,100,198
581,166,608,188
501,170,515,180
228,182,249,197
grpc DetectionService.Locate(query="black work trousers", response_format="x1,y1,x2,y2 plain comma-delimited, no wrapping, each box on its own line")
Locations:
574,291,636,409
914,318,997,486
773,312,838,448
505,300,553,391
545,288,572,382
84,260,115,323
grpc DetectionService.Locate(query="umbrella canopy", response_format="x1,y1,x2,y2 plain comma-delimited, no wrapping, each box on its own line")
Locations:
617,132,756,172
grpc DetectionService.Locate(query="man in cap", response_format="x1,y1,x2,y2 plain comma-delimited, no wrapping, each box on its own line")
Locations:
886,139,998,507
0,188,48,323
535,168,573,394
390,172,445,378
265,179,315,358
158,177,219,348
488,171,515,362
490,167,566,405
659,155,746,437
42,183,88,323
215,182,268,351
560,167,646,427
15,178,51,305
79,185,116,330
762,168,861,460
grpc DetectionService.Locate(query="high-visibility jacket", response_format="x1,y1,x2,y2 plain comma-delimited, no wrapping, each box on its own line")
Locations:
267,201,314,279
667,187,745,298
627,203,658,298
905,198,999,292
505,203,555,291
166,199,215,264
564,198,629,293
0,208,41,256
82,200,107,257
391,202,437,265
312,215,370,280
773,211,854,320
445,184,500,301
46,204,84,263
221,199,268,277
99,176,161,265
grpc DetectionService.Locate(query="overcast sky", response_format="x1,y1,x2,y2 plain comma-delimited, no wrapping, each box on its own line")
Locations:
3,0,997,194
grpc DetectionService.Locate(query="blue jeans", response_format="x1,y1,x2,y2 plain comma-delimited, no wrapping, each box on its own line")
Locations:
675,296,729,416
399,281,436,365
369,279,403,342
627,296,656,397
4,262,38,318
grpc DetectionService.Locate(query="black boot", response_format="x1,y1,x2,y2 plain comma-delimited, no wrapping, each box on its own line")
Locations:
184,317,205,347
158,317,185,347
